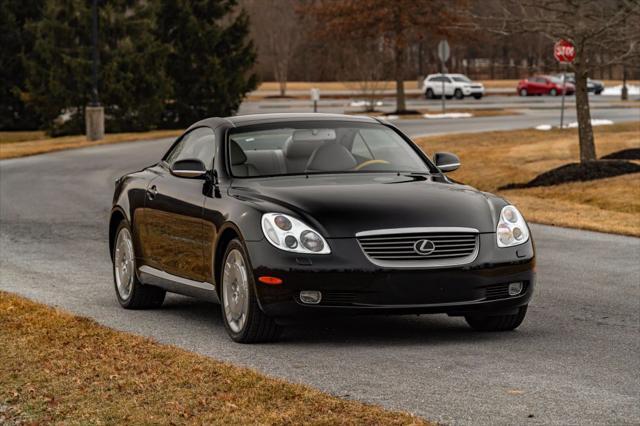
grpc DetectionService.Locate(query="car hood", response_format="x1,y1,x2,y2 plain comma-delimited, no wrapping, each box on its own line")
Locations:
230,174,501,238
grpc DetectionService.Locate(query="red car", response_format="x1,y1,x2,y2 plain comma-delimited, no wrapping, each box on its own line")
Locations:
517,76,575,96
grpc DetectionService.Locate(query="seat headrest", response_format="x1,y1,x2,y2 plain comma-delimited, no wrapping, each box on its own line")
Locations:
284,137,322,159
229,139,247,165
306,142,357,172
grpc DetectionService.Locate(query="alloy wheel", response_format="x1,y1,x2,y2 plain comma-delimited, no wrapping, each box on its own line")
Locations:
222,249,249,333
114,227,135,300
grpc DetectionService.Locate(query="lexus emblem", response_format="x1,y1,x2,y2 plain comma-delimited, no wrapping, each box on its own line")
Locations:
414,239,436,256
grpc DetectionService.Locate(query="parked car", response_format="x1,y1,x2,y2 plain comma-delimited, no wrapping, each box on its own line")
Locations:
110,113,535,343
554,73,605,95
517,76,575,96
422,73,485,99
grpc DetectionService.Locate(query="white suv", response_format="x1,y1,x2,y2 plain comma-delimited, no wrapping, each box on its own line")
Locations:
422,74,485,100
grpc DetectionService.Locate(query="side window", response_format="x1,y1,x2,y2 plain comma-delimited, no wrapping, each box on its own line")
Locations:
351,133,373,160
165,127,216,170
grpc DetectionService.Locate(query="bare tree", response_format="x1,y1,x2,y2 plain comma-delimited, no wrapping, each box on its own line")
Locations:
475,0,640,163
341,38,389,112
307,0,458,113
243,0,304,96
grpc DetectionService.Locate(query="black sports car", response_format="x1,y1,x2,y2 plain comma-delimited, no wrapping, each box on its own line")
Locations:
110,113,535,343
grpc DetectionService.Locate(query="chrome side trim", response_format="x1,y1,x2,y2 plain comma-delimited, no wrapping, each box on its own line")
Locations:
139,265,219,303
356,227,480,269
356,227,479,237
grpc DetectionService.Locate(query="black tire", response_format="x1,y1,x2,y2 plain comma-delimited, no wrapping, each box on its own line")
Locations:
454,89,464,100
425,88,434,99
220,239,281,343
595,89,603,95
519,88,527,97
112,221,165,309
473,94,483,100
549,88,557,96
465,305,528,332
445,95,453,100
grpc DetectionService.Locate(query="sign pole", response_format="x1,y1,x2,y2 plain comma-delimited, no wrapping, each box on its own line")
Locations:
560,67,566,128
554,39,576,130
310,88,320,113
441,64,446,114
437,40,450,115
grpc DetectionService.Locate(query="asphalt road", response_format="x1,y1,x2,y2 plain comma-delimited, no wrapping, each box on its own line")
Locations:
1,130,639,424
239,95,640,137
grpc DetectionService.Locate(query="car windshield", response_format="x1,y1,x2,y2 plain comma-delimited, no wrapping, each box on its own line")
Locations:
548,76,563,84
451,75,471,83
228,121,431,178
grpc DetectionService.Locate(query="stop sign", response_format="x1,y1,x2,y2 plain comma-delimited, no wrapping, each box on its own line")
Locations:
554,39,576,63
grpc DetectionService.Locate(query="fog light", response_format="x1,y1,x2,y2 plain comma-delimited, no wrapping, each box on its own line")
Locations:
508,282,524,296
300,290,322,304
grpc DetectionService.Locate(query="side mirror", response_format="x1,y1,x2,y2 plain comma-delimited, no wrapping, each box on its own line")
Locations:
434,152,460,173
170,159,207,178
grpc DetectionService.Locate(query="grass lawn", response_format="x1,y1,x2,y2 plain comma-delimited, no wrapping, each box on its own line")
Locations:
415,121,640,236
0,292,429,425
0,130,182,160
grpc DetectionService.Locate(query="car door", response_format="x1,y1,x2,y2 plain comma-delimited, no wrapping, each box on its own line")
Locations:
530,77,543,94
142,127,216,282
442,76,454,96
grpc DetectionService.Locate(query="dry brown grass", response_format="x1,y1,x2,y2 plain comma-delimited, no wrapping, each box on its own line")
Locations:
0,292,430,425
415,121,640,236
0,130,183,160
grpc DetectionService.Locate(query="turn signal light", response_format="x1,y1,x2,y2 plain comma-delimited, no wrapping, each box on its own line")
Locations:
258,276,283,285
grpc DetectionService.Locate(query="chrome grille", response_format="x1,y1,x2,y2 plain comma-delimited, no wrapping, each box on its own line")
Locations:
356,227,479,268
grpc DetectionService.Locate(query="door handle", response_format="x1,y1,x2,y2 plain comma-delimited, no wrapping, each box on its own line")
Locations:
146,185,158,200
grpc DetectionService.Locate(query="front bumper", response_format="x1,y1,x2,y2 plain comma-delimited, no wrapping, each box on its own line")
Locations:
462,86,485,96
245,234,535,318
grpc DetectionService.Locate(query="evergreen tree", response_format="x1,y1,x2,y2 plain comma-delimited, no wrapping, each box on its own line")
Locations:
25,0,171,135
156,0,257,126
0,0,43,130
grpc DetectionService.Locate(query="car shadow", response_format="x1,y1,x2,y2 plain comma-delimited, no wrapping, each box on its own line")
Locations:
156,295,535,346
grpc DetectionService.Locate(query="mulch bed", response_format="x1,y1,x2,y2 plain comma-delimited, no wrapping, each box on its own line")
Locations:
500,160,640,189
601,148,640,160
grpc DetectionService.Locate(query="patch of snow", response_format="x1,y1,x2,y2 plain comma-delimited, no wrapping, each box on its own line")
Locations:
349,100,384,107
535,119,614,131
565,119,614,128
602,84,640,96
385,115,399,120
423,112,473,119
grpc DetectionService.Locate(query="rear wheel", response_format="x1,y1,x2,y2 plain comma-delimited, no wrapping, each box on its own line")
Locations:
549,88,558,96
220,239,281,343
454,89,464,100
113,222,165,309
465,305,528,332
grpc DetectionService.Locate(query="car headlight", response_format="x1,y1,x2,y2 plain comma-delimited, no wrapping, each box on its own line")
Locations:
496,205,529,247
261,213,331,254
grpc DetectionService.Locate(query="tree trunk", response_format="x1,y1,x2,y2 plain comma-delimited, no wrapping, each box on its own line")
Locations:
574,63,596,162
394,42,406,113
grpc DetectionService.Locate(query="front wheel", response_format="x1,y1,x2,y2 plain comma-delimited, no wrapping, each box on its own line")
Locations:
425,88,434,99
549,88,558,96
473,94,483,100
465,305,528,331
220,239,281,343
112,222,165,309
519,88,527,97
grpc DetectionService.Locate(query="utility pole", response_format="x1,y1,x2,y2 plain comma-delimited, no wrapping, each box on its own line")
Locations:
86,0,104,140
